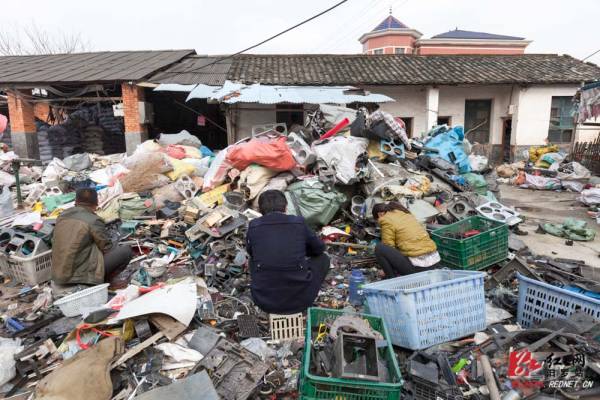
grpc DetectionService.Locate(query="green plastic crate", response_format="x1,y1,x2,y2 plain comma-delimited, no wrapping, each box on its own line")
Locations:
299,307,403,400
431,216,508,270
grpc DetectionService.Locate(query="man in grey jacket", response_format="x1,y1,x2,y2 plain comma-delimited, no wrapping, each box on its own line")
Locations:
51,188,132,285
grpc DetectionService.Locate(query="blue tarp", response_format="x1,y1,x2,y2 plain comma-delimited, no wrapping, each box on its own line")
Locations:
424,126,471,173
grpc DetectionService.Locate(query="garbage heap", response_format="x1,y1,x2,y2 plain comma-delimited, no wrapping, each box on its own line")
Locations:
0,107,598,399
495,143,600,234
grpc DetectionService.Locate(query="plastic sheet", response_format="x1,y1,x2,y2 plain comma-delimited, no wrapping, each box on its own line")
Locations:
579,188,600,205
521,174,561,190
424,126,471,173
552,161,591,181
312,136,369,184
0,337,23,385
542,218,596,241
158,130,202,147
468,154,488,172
0,185,13,217
203,147,232,191
41,158,69,184
181,157,211,177
63,153,92,172
166,158,197,181
113,278,197,326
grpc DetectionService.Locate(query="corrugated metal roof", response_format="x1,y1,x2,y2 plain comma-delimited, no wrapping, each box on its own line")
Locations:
147,56,231,85
154,84,198,92
185,81,394,104
0,50,194,85
432,29,524,40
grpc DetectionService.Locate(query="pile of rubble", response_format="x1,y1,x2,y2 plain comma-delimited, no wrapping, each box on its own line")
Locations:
0,105,598,399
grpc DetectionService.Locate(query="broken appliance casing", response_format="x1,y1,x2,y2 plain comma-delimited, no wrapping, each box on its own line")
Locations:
332,332,381,382
476,201,522,226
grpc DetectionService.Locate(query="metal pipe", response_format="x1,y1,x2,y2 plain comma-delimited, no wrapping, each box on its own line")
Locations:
326,242,371,250
480,355,501,400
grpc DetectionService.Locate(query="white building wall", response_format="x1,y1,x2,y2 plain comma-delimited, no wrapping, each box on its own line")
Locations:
512,84,579,146
364,84,513,143
230,103,276,142
438,85,513,145
362,86,429,135
227,84,586,153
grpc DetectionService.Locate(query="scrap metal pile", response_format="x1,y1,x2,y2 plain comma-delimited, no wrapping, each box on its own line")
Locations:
0,104,598,399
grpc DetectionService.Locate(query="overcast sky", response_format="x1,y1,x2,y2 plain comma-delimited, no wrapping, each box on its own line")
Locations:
1,0,598,63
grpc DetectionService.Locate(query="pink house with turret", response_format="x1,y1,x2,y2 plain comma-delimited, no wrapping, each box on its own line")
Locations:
359,14,531,56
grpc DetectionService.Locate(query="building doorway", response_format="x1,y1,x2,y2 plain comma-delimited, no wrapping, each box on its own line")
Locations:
502,118,512,162
464,100,491,144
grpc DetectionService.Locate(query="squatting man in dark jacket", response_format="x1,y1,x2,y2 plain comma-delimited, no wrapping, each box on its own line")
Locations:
246,190,330,314
51,188,132,286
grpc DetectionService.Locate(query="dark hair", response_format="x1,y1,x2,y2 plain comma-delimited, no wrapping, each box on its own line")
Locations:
258,190,287,215
76,188,98,206
372,201,409,220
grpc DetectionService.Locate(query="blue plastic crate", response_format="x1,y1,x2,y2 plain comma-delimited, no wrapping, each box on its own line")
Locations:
517,273,600,328
362,270,486,350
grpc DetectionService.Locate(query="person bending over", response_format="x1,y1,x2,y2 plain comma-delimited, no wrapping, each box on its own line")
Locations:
246,190,330,314
52,188,132,286
373,202,441,278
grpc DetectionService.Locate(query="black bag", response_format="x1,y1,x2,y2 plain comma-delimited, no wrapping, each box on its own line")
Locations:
350,111,391,141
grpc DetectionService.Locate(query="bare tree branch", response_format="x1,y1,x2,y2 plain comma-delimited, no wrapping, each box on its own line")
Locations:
0,22,91,55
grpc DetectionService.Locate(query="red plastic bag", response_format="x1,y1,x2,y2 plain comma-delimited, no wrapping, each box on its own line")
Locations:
226,136,296,171
160,144,186,160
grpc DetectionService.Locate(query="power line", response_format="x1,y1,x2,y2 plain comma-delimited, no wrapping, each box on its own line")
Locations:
160,0,349,76
312,0,386,53
582,48,600,62
316,0,410,54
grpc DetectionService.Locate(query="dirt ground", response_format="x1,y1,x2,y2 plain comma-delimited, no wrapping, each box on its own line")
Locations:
499,184,600,267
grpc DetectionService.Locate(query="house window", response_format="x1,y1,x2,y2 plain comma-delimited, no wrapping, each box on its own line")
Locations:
373,49,384,55
399,117,413,137
437,116,452,126
464,100,492,143
276,104,304,130
548,96,574,143
394,47,405,54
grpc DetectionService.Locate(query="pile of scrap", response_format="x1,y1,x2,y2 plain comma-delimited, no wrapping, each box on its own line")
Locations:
0,104,597,400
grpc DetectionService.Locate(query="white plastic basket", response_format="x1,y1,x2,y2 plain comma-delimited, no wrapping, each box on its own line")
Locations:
53,283,110,317
270,313,305,340
363,269,486,350
0,250,52,286
517,273,600,328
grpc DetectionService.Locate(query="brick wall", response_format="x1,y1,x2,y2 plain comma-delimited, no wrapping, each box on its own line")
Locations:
364,34,415,54
121,83,146,134
7,91,36,132
34,103,51,123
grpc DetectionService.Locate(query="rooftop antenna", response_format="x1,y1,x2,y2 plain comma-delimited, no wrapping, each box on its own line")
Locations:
389,5,392,15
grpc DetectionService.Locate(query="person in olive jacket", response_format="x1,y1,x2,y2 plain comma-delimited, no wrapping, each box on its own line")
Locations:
373,202,441,278
246,190,330,314
52,188,132,285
